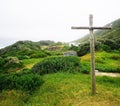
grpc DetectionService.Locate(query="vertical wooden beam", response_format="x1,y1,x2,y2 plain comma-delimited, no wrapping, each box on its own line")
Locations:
89,14,96,94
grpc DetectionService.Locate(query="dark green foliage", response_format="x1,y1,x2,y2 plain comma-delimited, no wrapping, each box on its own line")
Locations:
101,44,111,52
30,51,51,58
0,57,5,73
0,70,44,91
32,56,81,75
80,62,90,74
77,43,90,56
69,45,79,52
0,57,5,67
101,39,120,51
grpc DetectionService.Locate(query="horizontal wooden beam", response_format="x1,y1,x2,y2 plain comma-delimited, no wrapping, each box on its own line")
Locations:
71,27,89,29
71,26,111,30
92,27,112,30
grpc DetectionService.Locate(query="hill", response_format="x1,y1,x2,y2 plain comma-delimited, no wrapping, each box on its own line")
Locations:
72,18,120,46
69,18,120,56
0,40,64,59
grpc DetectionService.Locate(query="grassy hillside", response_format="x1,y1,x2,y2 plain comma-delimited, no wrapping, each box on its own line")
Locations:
0,40,64,59
81,51,120,73
69,18,120,57
0,73,120,106
74,18,120,44
0,18,120,106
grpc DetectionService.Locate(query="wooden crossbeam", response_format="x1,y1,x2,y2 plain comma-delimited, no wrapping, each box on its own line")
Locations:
71,26,111,30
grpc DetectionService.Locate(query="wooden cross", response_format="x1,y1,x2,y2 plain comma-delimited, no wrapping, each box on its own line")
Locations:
71,14,111,94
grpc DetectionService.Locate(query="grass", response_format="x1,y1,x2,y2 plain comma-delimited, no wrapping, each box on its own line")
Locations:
20,51,120,73
22,58,43,69
0,73,120,106
0,90,30,106
27,73,120,106
81,51,120,73
0,51,120,105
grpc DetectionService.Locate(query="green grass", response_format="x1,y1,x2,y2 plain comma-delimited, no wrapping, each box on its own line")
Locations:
0,51,120,105
0,73,120,106
81,51,120,73
22,58,43,69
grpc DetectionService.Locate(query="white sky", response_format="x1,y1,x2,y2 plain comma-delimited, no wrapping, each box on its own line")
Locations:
0,0,120,48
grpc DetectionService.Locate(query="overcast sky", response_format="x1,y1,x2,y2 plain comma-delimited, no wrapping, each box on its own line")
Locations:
0,0,120,48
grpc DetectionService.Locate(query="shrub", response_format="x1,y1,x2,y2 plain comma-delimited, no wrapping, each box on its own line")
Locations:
77,43,90,56
0,70,44,91
0,57,5,67
29,50,52,58
102,44,111,52
2,57,24,72
80,62,90,74
18,55,30,60
32,56,81,75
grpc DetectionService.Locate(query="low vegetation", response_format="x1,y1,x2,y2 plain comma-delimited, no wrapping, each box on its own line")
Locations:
32,56,81,75
0,57,24,73
0,73,120,106
0,69,44,92
81,51,120,73
0,18,120,105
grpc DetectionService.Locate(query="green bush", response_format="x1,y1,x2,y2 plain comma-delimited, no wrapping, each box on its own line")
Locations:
32,56,81,75
102,44,111,52
2,57,24,72
0,70,44,91
0,57,5,67
30,51,48,58
77,43,90,56
80,62,90,74
18,55,30,60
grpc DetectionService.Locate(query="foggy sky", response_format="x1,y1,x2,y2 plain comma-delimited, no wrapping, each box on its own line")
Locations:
0,0,120,48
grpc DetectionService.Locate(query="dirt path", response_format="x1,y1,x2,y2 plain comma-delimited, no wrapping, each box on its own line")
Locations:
95,71,120,77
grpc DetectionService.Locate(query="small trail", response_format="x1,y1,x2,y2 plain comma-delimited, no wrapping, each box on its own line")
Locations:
95,71,120,77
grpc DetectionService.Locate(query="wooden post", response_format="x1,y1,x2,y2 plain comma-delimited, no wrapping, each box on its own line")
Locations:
89,14,96,94
71,14,111,95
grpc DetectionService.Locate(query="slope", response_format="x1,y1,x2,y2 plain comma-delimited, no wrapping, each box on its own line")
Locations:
74,18,120,44
0,40,63,59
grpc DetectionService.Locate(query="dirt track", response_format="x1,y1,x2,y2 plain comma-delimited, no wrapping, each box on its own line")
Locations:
95,71,120,77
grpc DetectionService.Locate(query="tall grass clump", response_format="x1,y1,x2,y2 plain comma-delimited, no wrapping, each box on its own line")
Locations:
32,56,81,75
0,70,44,92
